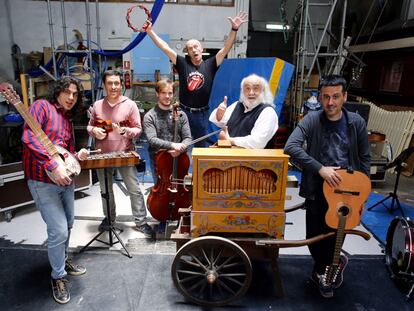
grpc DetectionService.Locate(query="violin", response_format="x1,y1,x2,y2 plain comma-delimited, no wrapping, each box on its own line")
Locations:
147,103,191,221
94,119,131,133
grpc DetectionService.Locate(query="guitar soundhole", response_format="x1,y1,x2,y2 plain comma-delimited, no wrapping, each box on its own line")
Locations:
58,153,65,162
338,205,349,216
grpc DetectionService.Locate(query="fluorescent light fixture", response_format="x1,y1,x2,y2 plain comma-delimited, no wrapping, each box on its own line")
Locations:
266,24,289,30
184,52,210,56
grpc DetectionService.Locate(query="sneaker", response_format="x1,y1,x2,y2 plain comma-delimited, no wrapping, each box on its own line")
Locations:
332,254,348,289
136,223,155,238
311,271,334,298
65,260,86,276
51,278,70,304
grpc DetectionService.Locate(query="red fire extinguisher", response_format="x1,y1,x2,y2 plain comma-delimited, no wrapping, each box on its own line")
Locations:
124,70,131,89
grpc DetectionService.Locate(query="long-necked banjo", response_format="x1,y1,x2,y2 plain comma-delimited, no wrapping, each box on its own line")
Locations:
0,83,81,184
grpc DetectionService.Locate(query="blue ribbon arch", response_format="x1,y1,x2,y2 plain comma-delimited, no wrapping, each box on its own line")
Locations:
29,0,165,77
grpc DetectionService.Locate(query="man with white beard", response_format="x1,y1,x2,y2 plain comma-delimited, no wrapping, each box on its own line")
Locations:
209,74,278,149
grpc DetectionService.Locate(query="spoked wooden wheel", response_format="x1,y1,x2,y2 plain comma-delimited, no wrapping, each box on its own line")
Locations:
171,236,252,307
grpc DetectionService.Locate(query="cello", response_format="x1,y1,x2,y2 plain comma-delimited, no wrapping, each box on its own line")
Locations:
147,104,191,221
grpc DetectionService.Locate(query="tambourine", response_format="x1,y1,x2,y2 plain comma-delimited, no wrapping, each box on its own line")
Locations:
126,4,152,32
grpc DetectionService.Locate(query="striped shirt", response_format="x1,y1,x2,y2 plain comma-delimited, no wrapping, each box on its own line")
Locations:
22,99,75,184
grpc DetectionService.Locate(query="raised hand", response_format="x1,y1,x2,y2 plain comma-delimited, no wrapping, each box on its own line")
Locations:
216,96,228,121
228,11,248,30
144,21,153,32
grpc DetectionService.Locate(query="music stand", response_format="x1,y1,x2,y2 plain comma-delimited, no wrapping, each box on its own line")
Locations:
80,168,132,258
368,146,414,217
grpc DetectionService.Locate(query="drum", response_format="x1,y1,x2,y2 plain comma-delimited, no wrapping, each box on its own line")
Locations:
385,217,414,278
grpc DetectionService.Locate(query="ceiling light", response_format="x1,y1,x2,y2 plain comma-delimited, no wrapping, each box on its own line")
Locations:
266,24,289,30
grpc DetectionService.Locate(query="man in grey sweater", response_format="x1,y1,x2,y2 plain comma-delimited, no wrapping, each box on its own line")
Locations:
143,79,192,182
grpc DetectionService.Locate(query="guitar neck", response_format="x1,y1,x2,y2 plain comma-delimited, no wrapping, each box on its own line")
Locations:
332,215,346,266
325,211,346,285
15,101,59,157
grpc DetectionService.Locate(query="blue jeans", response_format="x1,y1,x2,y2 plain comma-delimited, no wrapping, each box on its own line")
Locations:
186,110,210,147
97,166,147,226
27,179,75,280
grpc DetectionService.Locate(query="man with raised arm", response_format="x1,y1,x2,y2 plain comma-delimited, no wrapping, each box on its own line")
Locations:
145,12,248,147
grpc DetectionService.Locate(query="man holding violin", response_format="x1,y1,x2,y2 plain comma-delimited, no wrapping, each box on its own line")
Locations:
87,70,154,238
143,79,192,183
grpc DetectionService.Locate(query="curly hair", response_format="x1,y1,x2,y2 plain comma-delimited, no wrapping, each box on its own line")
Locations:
47,76,84,114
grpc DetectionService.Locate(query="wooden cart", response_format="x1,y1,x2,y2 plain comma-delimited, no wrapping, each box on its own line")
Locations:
170,148,370,307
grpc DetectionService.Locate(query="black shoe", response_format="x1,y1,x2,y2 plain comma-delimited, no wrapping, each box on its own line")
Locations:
65,260,86,276
136,223,155,238
311,271,334,298
332,254,348,289
51,278,70,304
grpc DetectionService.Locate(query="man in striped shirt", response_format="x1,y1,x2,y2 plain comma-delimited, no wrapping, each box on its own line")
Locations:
22,76,89,304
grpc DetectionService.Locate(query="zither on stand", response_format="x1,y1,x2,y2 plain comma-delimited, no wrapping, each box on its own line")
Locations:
80,167,132,258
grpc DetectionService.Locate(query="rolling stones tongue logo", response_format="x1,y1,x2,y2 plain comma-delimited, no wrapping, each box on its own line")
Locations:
187,72,205,91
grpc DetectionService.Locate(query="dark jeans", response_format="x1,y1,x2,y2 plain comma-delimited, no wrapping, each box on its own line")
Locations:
305,193,340,274
186,110,210,147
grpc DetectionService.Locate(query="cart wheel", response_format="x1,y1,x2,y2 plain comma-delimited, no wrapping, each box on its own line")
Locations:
171,236,252,307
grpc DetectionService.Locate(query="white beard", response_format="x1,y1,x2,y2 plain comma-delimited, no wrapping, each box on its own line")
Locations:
240,93,265,111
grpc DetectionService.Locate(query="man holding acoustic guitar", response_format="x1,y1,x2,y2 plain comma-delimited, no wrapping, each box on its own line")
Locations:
2,77,90,304
284,75,371,298
87,70,154,238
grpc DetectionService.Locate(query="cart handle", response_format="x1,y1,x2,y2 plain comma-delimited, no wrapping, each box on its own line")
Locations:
255,229,370,248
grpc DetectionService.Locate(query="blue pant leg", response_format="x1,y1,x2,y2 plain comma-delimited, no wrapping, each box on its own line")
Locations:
27,180,75,279
187,110,210,147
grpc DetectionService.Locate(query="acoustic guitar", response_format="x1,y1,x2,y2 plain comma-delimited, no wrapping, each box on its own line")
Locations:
0,83,81,184
323,168,371,285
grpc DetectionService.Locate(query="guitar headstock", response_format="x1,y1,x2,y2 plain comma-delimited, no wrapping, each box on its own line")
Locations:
0,83,21,106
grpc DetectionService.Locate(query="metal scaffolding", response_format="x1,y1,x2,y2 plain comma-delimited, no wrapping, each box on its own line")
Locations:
291,0,349,127
45,0,102,103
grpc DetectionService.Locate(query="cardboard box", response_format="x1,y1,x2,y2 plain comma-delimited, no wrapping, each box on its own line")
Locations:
43,47,52,65
308,74,320,89
71,73,92,90
370,156,388,182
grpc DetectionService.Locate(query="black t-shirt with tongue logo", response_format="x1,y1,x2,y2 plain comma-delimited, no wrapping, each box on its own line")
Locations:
176,55,218,109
